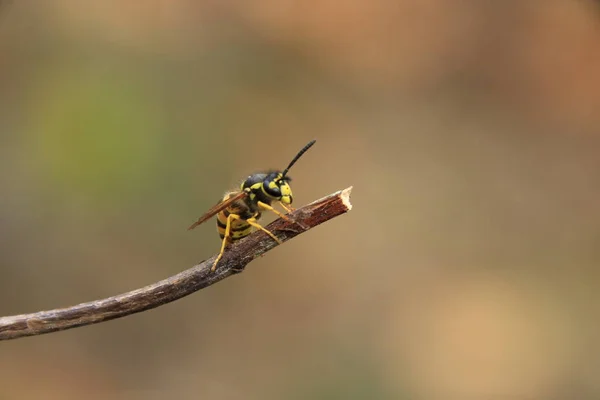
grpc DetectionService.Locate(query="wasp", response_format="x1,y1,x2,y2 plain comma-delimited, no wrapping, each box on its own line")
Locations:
188,140,316,271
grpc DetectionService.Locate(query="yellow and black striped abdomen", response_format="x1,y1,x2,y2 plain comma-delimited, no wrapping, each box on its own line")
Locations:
216,195,261,241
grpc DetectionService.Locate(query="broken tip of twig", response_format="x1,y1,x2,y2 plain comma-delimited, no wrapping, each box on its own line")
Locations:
340,186,353,210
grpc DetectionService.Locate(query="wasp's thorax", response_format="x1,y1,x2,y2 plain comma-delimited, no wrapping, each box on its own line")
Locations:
241,171,293,208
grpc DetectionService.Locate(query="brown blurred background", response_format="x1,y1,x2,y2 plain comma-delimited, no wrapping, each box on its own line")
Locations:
2,1,600,399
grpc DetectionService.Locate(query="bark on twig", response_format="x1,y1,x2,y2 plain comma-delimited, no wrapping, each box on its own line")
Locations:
0,187,353,341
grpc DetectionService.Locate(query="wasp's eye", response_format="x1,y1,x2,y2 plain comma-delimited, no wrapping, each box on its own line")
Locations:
263,181,282,198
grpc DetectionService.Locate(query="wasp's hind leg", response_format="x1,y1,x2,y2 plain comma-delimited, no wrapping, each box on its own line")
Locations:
212,213,240,271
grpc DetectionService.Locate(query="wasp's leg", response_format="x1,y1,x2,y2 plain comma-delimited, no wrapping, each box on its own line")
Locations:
258,200,309,230
212,213,241,271
246,218,282,244
257,201,292,221
278,202,295,213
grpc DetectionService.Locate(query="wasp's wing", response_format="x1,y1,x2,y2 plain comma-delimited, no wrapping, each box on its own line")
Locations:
187,191,248,230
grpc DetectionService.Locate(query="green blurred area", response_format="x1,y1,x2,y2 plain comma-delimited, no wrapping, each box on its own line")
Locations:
2,1,600,399
28,66,165,200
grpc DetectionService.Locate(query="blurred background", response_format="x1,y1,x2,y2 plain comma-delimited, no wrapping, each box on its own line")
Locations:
1,1,600,399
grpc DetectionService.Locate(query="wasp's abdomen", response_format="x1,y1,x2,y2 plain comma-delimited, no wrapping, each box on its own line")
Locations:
216,206,260,241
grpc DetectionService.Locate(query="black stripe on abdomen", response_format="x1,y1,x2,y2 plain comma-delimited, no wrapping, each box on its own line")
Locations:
216,215,251,232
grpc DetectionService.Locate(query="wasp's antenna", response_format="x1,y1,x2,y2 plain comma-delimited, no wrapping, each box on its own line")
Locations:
282,140,316,178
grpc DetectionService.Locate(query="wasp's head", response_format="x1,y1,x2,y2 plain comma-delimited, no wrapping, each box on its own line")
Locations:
242,140,315,207
262,172,293,204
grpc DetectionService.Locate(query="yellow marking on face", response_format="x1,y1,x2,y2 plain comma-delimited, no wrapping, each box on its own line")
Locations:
280,195,292,204
268,181,278,190
280,182,291,196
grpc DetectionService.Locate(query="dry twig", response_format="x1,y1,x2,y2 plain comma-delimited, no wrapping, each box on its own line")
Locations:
0,187,353,341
